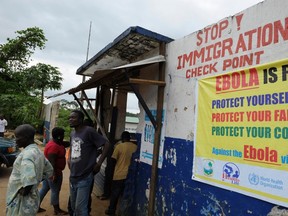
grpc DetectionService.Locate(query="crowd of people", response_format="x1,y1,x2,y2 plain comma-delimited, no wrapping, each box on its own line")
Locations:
4,110,137,216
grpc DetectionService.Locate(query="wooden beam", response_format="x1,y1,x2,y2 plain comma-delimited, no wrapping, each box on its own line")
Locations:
95,87,100,126
72,93,91,121
127,76,157,129
81,90,109,140
129,78,166,86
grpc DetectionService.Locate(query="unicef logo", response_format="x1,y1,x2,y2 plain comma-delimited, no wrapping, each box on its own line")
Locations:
248,173,259,185
222,162,240,185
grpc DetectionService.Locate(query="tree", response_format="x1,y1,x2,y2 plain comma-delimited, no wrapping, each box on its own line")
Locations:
0,27,47,94
60,99,79,110
0,93,41,129
22,63,63,117
0,27,46,73
0,27,63,129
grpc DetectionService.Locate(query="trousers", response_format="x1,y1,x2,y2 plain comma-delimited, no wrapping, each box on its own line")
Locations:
39,172,63,205
70,173,94,216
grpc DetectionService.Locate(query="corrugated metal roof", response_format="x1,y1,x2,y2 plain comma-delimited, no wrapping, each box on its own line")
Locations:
76,26,173,76
49,26,173,98
68,55,166,94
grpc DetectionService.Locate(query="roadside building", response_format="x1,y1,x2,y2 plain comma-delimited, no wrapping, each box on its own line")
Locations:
53,0,288,214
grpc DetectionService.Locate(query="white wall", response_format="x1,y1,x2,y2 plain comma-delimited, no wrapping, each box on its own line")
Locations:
164,0,288,139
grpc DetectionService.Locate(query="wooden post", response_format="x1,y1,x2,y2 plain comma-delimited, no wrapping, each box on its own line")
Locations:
148,42,166,216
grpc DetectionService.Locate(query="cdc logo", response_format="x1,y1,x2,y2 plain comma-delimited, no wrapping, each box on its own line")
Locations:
222,162,240,185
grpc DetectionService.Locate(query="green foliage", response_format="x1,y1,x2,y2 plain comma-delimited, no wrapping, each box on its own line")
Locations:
22,63,62,94
0,27,63,129
57,107,73,140
126,111,139,117
0,27,47,95
60,99,79,110
0,27,46,73
0,94,41,129
22,63,63,117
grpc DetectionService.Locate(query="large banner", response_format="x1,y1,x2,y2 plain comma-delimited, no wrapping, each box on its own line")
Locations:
193,58,288,207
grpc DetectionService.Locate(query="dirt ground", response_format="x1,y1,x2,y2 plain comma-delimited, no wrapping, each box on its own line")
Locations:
0,144,109,216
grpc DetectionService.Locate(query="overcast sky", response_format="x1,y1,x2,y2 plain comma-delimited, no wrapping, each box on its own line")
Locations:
0,0,263,113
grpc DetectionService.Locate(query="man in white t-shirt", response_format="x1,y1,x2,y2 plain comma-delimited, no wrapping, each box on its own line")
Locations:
0,115,8,137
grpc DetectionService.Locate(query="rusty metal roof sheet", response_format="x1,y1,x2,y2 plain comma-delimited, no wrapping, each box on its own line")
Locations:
48,26,173,98
68,55,166,94
76,26,173,76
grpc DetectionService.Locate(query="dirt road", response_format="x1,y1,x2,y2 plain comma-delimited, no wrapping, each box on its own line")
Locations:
0,150,109,216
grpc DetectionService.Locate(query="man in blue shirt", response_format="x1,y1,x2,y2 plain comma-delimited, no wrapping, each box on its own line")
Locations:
68,110,110,215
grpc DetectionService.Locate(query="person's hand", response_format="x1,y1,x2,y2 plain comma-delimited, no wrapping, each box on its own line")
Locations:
18,185,33,196
93,163,101,175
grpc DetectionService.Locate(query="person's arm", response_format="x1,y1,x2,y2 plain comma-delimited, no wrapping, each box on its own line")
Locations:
66,147,71,169
43,157,54,180
67,137,72,169
93,141,110,175
47,153,57,182
110,157,116,175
